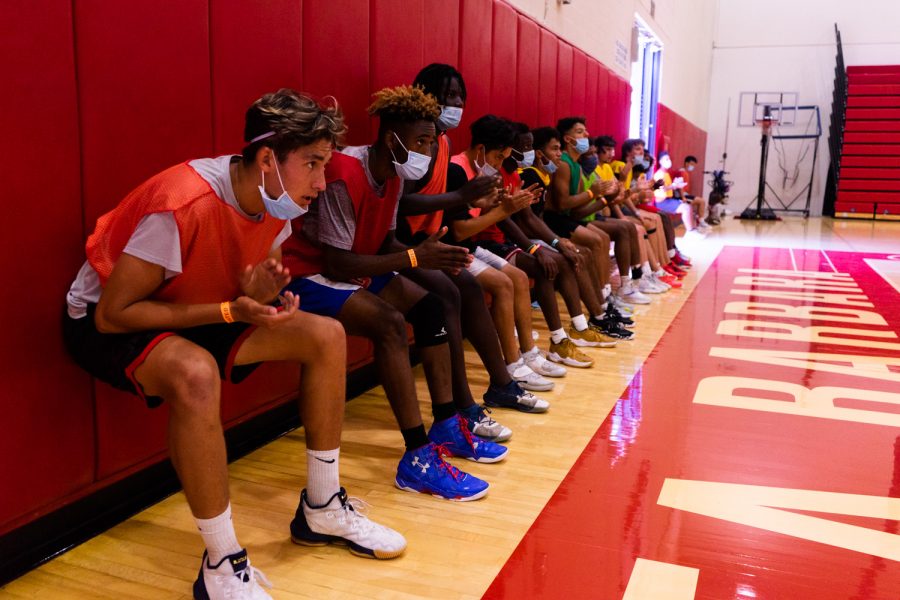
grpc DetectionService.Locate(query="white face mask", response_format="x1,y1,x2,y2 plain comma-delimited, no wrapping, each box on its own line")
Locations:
687,165,695,172
660,157,672,170
390,133,431,181
437,106,463,130
475,150,499,178
513,149,535,168
258,158,307,220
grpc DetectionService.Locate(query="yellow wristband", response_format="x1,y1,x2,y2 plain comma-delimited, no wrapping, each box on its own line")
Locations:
407,248,418,268
220,301,235,324
586,189,595,200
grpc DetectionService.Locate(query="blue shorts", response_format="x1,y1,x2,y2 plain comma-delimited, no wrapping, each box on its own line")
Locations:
656,198,684,214
284,273,395,318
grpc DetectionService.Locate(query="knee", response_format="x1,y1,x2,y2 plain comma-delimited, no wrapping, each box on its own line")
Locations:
406,293,448,347
304,314,347,360
165,350,220,413
508,266,529,293
456,270,486,305
491,273,514,302
373,306,408,346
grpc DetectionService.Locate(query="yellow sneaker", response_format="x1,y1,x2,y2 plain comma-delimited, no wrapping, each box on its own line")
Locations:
548,338,594,368
567,325,618,348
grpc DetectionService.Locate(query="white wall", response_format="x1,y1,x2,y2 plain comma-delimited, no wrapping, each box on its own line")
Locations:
505,0,717,129
705,0,900,215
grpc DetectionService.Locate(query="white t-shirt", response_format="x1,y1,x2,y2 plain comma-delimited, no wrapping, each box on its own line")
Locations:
66,155,291,319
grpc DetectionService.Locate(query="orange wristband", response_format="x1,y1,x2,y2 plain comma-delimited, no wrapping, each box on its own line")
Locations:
407,248,418,268
220,301,235,324
586,189,595,200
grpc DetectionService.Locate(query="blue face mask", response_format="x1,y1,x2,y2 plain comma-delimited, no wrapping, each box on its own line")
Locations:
633,154,650,170
573,137,590,155
258,159,307,220
579,155,599,173
543,158,558,174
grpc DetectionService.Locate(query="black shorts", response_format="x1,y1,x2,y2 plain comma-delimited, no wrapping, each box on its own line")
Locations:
542,211,580,238
62,304,260,408
474,240,521,261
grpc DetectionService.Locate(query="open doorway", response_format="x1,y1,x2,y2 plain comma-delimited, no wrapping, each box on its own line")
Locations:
629,16,663,155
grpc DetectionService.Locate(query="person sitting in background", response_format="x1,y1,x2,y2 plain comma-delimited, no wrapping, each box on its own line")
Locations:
398,64,551,417
655,151,710,234
675,155,720,225
516,126,634,341
63,89,407,600
614,140,692,269
548,117,651,306
281,85,508,503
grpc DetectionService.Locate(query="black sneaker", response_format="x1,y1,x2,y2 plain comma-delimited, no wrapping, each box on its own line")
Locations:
589,316,635,340
483,381,550,413
605,303,634,328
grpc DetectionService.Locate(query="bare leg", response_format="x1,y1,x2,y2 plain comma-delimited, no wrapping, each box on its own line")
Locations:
499,262,535,354
136,337,228,519
475,266,518,365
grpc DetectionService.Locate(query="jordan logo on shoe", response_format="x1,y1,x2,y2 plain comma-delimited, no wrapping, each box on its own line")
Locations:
438,327,447,336
411,456,430,474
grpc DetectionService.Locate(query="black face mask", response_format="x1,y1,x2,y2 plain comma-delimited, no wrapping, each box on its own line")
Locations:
579,155,599,173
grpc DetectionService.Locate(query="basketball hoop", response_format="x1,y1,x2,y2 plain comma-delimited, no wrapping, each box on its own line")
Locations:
756,116,779,133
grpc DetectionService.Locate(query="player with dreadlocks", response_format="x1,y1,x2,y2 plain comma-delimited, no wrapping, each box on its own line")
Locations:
282,85,508,504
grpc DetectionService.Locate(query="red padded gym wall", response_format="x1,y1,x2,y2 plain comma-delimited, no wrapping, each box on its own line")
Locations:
584,59,600,134
516,15,541,128
538,29,559,127
571,50,587,120
370,0,426,140
371,1,425,95
0,0,96,535
76,0,214,231
454,0,494,151
74,0,215,480
210,0,303,155
423,0,460,66
555,42,574,122
491,1,519,118
302,0,370,146
595,66,610,137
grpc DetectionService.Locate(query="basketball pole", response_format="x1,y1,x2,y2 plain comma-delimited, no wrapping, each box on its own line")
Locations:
739,108,778,220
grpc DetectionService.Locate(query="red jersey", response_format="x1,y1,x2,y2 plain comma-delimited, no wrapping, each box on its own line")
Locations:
405,134,449,237
282,151,401,276
86,162,284,304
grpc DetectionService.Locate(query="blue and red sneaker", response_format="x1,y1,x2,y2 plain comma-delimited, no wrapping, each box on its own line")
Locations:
428,415,509,463
395,442,489,501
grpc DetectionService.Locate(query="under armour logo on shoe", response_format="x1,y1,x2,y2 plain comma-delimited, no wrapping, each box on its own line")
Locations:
411,456,430,474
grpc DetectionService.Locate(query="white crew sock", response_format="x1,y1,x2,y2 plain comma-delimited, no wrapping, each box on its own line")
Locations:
306,448,341,506
603,284,612,297
572,314,589,332
550,328,567,344
196,504,242,565
668,249,676,258
642,261,652,276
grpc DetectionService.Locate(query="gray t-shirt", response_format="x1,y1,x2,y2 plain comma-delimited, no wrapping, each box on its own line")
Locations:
302,145,400,251
66,155,291,318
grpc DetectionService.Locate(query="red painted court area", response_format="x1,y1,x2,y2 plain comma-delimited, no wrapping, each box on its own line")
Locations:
485,247,900,600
